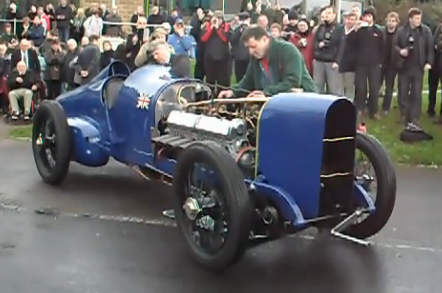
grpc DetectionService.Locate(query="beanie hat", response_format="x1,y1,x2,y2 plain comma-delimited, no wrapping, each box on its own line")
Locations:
363,6,377,19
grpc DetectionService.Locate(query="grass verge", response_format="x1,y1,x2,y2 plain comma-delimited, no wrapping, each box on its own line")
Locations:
7,68,442,166
9,125,32,140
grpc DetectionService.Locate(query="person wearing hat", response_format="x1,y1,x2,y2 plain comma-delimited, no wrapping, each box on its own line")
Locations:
231,11,251,81
43,37,66,99
218,25,316,99
290,18,314,76
346,6,384,121
283,10,298,40
168,19,194,56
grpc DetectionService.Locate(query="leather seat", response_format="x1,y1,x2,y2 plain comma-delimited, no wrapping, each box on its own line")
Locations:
103,77,125,108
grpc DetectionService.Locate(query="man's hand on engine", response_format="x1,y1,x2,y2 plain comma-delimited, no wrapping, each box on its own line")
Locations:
247,90,266,98
218,90,234,98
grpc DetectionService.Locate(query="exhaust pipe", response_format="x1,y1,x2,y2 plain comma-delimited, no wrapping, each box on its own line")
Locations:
262,206,278,225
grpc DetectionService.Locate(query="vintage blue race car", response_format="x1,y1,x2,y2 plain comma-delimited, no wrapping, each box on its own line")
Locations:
31,60,396,272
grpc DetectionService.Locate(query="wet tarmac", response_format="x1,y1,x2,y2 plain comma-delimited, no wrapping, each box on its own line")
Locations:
0,139,441,293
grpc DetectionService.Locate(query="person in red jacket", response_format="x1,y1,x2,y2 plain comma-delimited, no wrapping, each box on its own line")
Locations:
200,10,231,96
290,18,314,76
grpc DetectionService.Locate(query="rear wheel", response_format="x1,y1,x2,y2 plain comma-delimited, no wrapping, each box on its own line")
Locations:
172,141,252,272
345,132,396,239
32,100,71,185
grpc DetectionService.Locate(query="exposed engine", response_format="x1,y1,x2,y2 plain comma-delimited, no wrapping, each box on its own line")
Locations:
166,110,256,176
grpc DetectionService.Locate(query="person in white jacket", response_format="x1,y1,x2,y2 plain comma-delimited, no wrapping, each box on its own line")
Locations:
83,8,103,37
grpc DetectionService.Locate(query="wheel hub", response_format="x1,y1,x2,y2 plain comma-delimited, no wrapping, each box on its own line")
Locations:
183,197,201,220
361,174,374,191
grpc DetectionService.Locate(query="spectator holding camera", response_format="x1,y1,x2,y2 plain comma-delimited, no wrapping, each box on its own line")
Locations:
168,19,193,55
283,10,298,40
201,11,231,95
55,0,74,42
313,5,340,95
290,18,314,76
394,8,433,127
230,11,251,81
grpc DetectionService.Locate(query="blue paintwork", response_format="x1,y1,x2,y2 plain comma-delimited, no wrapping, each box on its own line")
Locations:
257,93,353,219
53,60,374,229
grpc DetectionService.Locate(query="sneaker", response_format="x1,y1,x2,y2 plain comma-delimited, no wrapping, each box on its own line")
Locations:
11,112,18,120
24,115,30,121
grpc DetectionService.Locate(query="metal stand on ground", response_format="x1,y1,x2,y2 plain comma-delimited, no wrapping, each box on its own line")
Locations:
330,209,371,246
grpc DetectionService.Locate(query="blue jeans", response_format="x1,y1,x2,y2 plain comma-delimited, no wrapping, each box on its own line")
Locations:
58,27,70,43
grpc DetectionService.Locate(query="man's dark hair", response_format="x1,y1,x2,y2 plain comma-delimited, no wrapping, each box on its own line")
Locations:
240,25,268,43
89,35,100,42
320,5,334,13
408,7,422,19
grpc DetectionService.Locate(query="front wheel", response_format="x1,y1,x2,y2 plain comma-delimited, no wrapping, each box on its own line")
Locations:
345,131,396,239
172,141,252,272
32,100,71,185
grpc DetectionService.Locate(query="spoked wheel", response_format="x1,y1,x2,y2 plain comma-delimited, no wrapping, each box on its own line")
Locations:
172,141,252,272
32,100,71,185
345,131,396,239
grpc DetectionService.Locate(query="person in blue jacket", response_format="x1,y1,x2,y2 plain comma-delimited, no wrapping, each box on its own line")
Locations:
25,16,46,47
167,19,194,56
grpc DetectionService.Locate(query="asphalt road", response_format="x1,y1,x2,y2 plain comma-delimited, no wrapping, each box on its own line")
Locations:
0,139,441,293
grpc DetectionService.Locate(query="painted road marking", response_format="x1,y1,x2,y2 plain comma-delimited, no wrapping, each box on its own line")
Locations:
1,202,441,255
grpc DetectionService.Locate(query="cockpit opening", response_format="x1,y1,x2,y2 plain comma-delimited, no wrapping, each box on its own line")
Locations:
155,81,212,135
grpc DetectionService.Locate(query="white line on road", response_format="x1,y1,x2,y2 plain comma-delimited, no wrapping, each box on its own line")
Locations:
1,202,441,255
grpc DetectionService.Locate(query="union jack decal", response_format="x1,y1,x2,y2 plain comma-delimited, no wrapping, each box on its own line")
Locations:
137,93,151,110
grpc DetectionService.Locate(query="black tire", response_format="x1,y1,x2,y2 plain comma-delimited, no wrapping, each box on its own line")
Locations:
172,141,252,272
345,131,396,239
32,100,71,185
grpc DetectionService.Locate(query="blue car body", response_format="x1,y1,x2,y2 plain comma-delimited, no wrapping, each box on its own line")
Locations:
56,60,375,229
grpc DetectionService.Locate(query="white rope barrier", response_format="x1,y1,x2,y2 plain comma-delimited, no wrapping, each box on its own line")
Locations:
0,18,192,35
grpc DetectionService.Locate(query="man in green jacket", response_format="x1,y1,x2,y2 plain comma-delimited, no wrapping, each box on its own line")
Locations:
218,25,316,98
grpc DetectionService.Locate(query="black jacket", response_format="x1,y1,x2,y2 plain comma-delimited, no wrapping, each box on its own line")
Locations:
432,23,442,69
313,21,339,62
170,54,191,78
10,48,41,74
100,50,115,70
55,5,74,28
63,49,79,84
190,16,205,61
7,70,37,90
334,26,356,73
393,24,434,70
383,27,399,67
200,22,231,61
230,25,249,61
346,25,384,66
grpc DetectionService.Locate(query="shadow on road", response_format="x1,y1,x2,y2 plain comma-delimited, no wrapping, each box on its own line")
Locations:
164,236,386,293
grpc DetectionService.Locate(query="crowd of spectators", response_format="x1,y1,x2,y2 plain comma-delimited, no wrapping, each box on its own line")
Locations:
0,0,441,132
